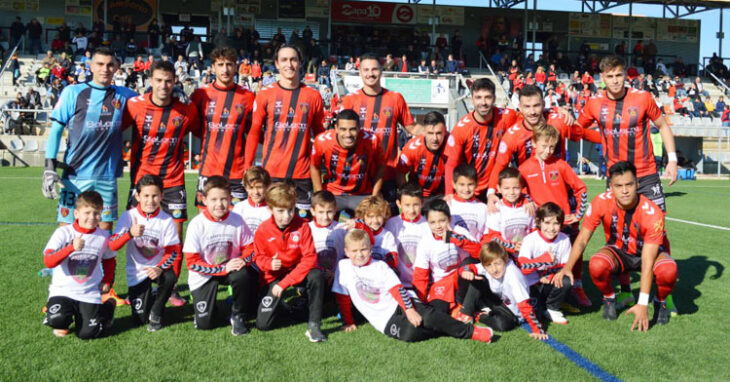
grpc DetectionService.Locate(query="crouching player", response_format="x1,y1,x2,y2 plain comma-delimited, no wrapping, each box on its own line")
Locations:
456,242,548,341
253,182,327,342
109,175,181,331
333,229,494,343
554,162,677,331
308,190,347,283
183,176,257,336
483,168,535,256
43,191,116,338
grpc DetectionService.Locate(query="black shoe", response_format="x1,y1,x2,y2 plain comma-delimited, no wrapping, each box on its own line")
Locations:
653,300,670,325
147,314,163,332
230,313,249,336
602,297,617,321
305,321,326,343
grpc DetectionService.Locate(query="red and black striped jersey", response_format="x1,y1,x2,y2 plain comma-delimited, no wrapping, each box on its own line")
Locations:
311,129,384,195
190,82,255,180
245,82,325,179
341,88,414,171
398,135,448,197
123,93,199,188
583,192,666,256
489,112,584,189
577,88,662,178
444,108,519,195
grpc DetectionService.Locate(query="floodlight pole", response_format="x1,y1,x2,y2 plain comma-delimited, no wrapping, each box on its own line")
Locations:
524,0,528,54
628,2,633,66
532,0,537,58
720,8,724,58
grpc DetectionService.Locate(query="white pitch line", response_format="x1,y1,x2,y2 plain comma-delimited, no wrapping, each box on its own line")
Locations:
666,217,730,231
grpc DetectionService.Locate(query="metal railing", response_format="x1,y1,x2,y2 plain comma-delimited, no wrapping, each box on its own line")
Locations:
478,51,514,109
0,36,24,79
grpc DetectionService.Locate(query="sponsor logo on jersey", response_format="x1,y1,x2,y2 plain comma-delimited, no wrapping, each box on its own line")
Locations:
355,280,380,303
172,210,182,218
133,298,143,312
207,101,216,116
133,235,160,259
67,253,97,283
101,105,111,116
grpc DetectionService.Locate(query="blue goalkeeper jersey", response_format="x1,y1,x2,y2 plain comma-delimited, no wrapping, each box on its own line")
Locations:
50,82,137,180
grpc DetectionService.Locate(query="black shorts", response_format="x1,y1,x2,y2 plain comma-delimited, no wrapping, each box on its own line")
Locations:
604,244,669,273
637,172,666,212
194,176,247,208
128,184,188,221
271,178,313,210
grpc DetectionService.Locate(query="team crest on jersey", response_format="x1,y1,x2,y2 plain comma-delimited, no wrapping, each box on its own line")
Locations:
357,155,368,166
67,253,97,283
549,170,559,181
111,98,122,109
291,231,301,243
133,235,160,259
654,220,664,234
204,241,233,265
355,280,380,303
383,107,393,118
299,102,310,113
60,207,69,217
172,116,184,128
234,103,245,114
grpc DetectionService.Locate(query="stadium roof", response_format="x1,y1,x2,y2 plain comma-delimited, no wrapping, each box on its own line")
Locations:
468,0,730,18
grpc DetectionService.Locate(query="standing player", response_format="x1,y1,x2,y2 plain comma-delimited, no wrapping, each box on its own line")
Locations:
245,44,325,213
123,60,199,238
341,53,420,208
397,111,449,201
577,55,678,211
554,162,677,331
190,46,255,207
310,109,385,212
444,78,518,201
42,47,138,232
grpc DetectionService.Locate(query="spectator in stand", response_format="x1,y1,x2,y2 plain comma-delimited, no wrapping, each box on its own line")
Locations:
511,87,520,109
716,96,726,113
148,19,160,49
451,29,463,60
113,66,128,87
614,41,626,57
418,59,429,74
133,55,146,74
58,52,73,76
317,60,330,87
384,54,396,72
73,31,88,55
645,74,659,97
632,40,644,64
187,36,204,68
692,96,707,118
673,57,687,77
251,59,262,85
644,39,658,69
401,54,409,72
307,39,324,74
675,76,687,97
722,105,730,127
272,27,286,46
705,97,719,118
695,77,710,97
25,18,42,54
436,33,448,59
261,70,275,87
547,64,557,88
535,66,546,92
238,58,252,87
174,54,188,75
51,63,66,84
36,62,51,86
345,56,356,71
429,59,440,74
42,50,57,67
51,34,65,53
10,16,24,50
545,88,560,109
508,60,519,93
582,71,596,93
673,96,686,116
125,67,138,89
490,48,503,68
656,58,668,77
446,54,458,74
524,71,535,86
213,27,229,48
26,87,41,110
124,38,138,61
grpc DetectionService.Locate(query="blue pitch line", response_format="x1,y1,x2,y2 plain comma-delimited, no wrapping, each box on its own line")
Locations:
521,324,622,382
0,221,57,226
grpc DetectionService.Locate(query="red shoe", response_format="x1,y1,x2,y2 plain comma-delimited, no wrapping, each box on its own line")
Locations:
450,304,474,324
471,326,493,343
571,286,592,307
102,288,129,306
168,292,187,307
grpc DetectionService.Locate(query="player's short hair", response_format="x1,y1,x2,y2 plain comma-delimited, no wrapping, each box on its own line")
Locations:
536,202,565,225
453,163,478,183
397,182,423,201
135,175,163,194
423,111,446,127
265,182,297,209
479,241,509,266
471,78,496,95
358,53,380,66
209,46,237,64
76,190,103,211
424,198,451,219
355,195,390,220
533,123,559,143
599,55,626,73
91,47,114,59
311,190,336,209
608,161,637,180
519,84,543,100
243,166,271,188
498,167,523,186
203,175,231,196
344,229,372,250
274,44,303,62
336,109,360,127
150,60,175,76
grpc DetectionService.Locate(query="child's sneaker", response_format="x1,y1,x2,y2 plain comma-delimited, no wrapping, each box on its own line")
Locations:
147,314,163,332
602,297,618,321
53,329,70,337
450,304,474,324
305,321,327,343
230,313,249,336
547,309,568,325
571,286,592,307
471,326,493,343
168,291,187,307
616,291,635,310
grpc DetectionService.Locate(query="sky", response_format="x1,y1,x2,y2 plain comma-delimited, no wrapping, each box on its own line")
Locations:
389,0,729,64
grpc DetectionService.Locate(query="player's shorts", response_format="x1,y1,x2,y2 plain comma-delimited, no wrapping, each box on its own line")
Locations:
603,242,670,273
195,176,247,208
57,177,118,224
127,184,188,222
637,172,666,212
272,177,313,212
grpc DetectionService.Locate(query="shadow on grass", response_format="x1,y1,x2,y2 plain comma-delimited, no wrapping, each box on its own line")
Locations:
665,191,688,198
673,255,724,315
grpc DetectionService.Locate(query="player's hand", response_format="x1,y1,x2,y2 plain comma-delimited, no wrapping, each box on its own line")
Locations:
487,193,500,213
271,254,282,271
144,266,162,280
540,276,551,284
525,201,537,216
343,324,357,332
513,240,523,252
564,214,579,225
42,170,61,199
405,308,422,327
410,123,424,136
226,258,245,273
73,235,85,251
100,282,111,293
552,268,573,288
529,332,549,341
557,106,575,125
626,304,650,332
129,217,145,237
271,283,284,298
460,270,483,281
665,160,678,186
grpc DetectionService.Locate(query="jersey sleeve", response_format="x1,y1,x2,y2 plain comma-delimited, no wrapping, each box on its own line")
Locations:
582,194,606,232
559,160,588,218
311,133,327,168
50,86,76,126
644,92,662,122
244,93,267,168
310,92,325,135
576,100,596,128
331,261,348,295
184,100,201,135
396,93,415,127
182,219,202,254
121,98,137,131
160,218,181,247
189,89,205,137
639,201,665,245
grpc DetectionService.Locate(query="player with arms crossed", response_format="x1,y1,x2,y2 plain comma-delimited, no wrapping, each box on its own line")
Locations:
43,47,138,232
554,161,677,331
190,46,255,207
246,44,325,214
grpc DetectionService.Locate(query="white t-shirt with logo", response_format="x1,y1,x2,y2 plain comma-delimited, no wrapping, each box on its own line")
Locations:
518,231,572,286
414,225,474,284
448,198,488,241
384,215,431,287
473,260,531,316
232,199,271,234
485,200,535,243
45,225,115,304
308,220,347,272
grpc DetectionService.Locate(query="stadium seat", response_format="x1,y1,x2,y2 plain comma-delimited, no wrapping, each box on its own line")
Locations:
23,139,38,152
9,138,23,151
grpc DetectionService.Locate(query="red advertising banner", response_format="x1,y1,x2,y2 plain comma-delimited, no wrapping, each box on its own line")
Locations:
331,0,415,24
